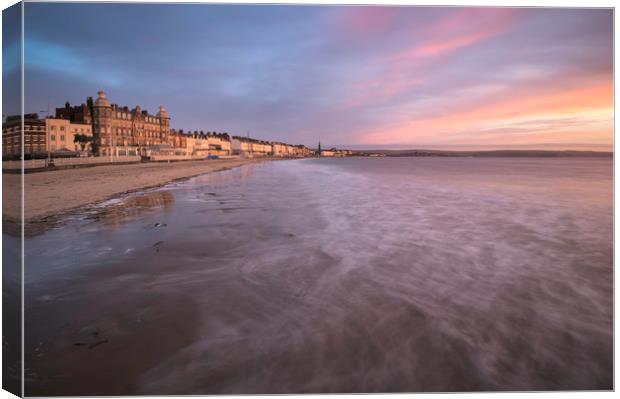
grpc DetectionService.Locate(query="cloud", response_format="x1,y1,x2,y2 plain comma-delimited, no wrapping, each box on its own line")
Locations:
336,8,522,110
330,6,400,36
20,4,614,149
359,83,613,147
24,38,123,87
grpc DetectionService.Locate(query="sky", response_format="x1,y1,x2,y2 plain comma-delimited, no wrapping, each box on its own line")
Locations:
4,3,614,150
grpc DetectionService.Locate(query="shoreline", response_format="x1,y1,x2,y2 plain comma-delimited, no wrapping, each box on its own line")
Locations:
22,156,612,394
2,157,279,235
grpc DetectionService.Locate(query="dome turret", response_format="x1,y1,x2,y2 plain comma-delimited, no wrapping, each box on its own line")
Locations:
157,105,169,119
94,90,110,107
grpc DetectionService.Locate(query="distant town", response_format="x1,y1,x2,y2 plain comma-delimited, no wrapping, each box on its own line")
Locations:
2,90,360,165
2,90,610,169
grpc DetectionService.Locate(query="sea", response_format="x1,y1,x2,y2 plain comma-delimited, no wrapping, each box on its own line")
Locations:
21,157,613,394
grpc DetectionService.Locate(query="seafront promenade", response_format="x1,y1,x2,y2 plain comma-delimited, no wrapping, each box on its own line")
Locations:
2,157,271,224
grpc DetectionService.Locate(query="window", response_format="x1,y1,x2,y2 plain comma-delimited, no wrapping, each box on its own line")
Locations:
50,126,56,131
60,126,65,131
51,135,56,141
60,135,65,141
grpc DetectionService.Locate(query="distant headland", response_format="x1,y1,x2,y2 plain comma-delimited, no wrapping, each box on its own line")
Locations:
353,149,613,158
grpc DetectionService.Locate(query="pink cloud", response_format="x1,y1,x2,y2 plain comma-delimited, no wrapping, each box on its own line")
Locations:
338,8,522,110
358,83,613,147
409,31,496,57
333,7,400,36
394,8,521,62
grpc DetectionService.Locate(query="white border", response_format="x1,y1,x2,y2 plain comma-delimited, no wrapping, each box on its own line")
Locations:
0,2,616,399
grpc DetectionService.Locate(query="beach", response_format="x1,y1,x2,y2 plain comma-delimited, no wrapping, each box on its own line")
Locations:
21,157,612,395
2,158,270,226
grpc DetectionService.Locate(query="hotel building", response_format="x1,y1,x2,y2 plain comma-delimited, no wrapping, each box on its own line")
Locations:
2,114,95,158
56,90,170,157
46,118,93,154
2,114,46,158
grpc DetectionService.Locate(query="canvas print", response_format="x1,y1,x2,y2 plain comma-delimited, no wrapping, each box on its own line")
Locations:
1,1,614,396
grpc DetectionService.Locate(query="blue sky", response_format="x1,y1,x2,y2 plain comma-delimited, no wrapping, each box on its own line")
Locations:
5,3,614,149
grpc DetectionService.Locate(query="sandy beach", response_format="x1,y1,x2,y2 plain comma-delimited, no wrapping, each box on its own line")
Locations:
21,157,612,395
2,158,269,225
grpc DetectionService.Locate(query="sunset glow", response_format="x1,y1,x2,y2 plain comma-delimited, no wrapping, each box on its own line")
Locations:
7,4,613,150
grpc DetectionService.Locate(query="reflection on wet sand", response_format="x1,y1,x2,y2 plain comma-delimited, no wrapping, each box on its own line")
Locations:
89,190,175,230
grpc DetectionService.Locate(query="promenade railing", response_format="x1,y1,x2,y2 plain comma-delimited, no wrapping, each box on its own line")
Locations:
2,156,142,170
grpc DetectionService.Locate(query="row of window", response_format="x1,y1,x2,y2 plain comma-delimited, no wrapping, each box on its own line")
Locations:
114,129,161,138
2,126,45,133
113,112,160,124
3,135,44,143
99,139,158,146
3,144,47,150
49,125,89,133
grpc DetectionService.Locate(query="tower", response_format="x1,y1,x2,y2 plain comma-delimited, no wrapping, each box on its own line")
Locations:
318,141,321,157
93,90,112,157
157,105,170,144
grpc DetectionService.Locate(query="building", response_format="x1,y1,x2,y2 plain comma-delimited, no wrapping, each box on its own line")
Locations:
169,129,188,151
46,117,93,155
56,101,93,125
205,132,232,156
231,137,251,156
271,142,293,157
294,145,313,157
232,136,271,157
56,90,170,157
317,144,353,157
168,130,233,158
2,113,46,158
15,90,321,161
271,142,311,157
2,114,95,159
185,132,211,157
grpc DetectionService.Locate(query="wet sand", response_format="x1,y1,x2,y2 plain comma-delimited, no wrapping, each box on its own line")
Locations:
26,256,201,395
23,158,612,395
2,158,269,225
